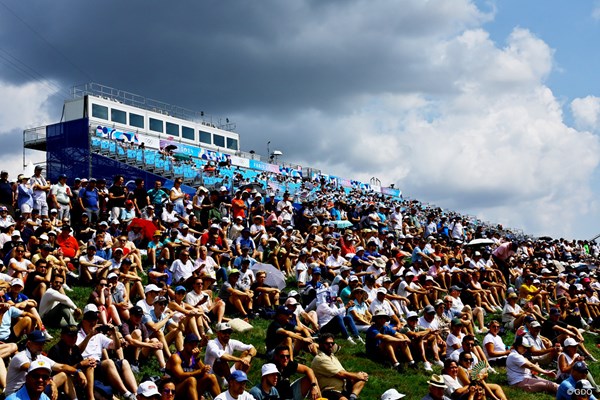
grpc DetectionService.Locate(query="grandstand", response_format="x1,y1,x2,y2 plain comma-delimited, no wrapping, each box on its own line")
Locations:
23,83,403,202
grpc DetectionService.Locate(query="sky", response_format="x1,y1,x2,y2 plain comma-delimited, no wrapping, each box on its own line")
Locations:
1,0,600,239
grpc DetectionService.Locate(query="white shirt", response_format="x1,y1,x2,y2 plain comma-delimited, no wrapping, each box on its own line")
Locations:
214,390,254,400
506,350,531,385
316,302,346,327
204,338,254,373
483,333,507,361
76,328,113,361
6,349,55,395
171,259,196,283
39,287,77,317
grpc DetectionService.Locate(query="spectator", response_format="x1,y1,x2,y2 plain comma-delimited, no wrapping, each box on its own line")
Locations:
311,333,368,400
214,370,254,400
557,361,597,400
249,363,280,400
272,345,320,400
204,322,257,378
505,336,558,394
39,274,80,329
5,359,53,400
421,374,451,400
365,309,415,371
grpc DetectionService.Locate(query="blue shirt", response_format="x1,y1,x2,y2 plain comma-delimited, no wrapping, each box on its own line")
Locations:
79,187,99,210
248,384,279,400
6,384,51,400
366,323,396,354
557,376,597,400
0,307,22,340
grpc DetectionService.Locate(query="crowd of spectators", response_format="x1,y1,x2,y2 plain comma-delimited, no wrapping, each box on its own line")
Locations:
0,166,598,400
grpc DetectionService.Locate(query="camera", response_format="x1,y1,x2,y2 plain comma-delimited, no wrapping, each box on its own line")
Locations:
96,325,111,334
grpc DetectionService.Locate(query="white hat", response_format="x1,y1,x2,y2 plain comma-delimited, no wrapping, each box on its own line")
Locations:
39,234,49,241
288,290,299,297
107,272,119,280
219,186,228,192
564,337,579,347
144,284,161,293
376,287,387,295
261,363,280,377
137,381,160,397
11,279,24,287
541,268,551,274
381,388,406,400
285,297,298,306
349,275,359,282
11,230,20,237
215,322,233,332
427,374,447,388
83,303,99,314
406,311,418,319
28,359,52,374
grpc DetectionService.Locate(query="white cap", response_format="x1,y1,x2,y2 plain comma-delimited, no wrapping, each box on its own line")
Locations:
261,363,280,377
111,219,120,224
83,303,99,314
39,234,49,241
215,322,233,332
144,284,161,293
381,388,406,400
563,337,579,347
11,230,20,237
376,287,387,294
137,381,160,397
11,279,24,287
107,272,118,280
349,275,359,282
285,297,298,306
288,290,299,297
28,359,52,374
406,311,418,319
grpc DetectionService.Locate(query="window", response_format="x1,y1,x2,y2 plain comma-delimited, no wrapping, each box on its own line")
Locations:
182,126,194,140
199,130,212,145
92,104,108,120
166,122,179,136
129,113,144,128
111,109,127,124
149,118,163,133
214,134,225,147
227,138,238,151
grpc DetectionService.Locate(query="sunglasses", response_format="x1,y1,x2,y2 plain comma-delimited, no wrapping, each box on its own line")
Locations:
162,389,175,395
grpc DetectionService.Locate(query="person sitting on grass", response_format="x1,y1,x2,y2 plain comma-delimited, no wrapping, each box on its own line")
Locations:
506,335,558,394
557,361,597,400
218,268,254,319
121,305,166,372
165,333,221,400
204,322,257,380
249,363,280,400
145,295,183,359
272,345,321,400
311,333,369,400
5,359,53,400
400,310,443,372
76,304,138,400
185,274,225,327
456,351,507,400
266,306,318,360
214,370,254,400
365,308,415,371
250,269,280,310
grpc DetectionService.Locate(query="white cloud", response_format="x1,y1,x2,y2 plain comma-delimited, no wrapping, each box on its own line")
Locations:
571,96,600,131
240,26,600,237
593,2,600,20
0,80,56,176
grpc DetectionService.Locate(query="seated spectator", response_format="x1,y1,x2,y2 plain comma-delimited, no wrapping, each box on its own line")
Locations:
250,269,280,310
78,245,111,284
121,305,166,371
205,322,257,380
214,370,253,400
316,293,362,345
421,374,452,400
4,279,48,339
48,325,95,400
455,351,507,400
186,274,225,326
557,361,598,400
365,309,415,371
311,333,369,400
506,336,558,394
145,295,183,358
272,345,321,400
542,307,596,361
165,333,221,400
5,359,53,400
347,287,371,332
76,304,138,400
249,363,280,400
5,330,84,399
441,359,471,400
39,274,80,329
218,269,254,319
523,320,561,366
557,338,599,390
501,292,527,331
88,277,122,326
168,286,206,337
266,305,317,359
482,320,510,366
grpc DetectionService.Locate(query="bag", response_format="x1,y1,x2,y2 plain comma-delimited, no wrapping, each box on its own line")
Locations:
228,317,253,333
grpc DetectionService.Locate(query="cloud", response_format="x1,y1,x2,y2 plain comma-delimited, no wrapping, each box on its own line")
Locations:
571,96,600,131
0,80,56,176
593,2,600,20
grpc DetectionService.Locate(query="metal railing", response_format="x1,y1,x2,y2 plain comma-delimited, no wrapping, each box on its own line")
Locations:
72,82,236,132
23,126,47,145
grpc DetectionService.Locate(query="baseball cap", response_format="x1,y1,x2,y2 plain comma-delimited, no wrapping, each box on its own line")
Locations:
215,322,233,332
573,361,589,373
28,330,48,343
28,359,51,374
229,370,250,383
11,279,24,287
107,272,118,280
406,311,418,319
144,284,161,293
513,336,532,348
530,321,541,328
285,297,298,306
424,305,436,314
175,286,187,293
137,381,160,398
83,303,99,315
563,337,579,347
130,306,144,316
576,379,594,390
275,306,293,315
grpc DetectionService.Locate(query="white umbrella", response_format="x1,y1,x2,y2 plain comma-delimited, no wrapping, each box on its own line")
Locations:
466,238,495,246
250,262,287,290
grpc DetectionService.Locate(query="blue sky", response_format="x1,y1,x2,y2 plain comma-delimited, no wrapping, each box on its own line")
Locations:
1,0,600,239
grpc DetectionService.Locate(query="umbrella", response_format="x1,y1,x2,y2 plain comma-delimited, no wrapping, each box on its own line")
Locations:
127,218,159,241
330,220,353,229
250,263,286,290
164,144,178,152
173,153,191,161
466,238,495,246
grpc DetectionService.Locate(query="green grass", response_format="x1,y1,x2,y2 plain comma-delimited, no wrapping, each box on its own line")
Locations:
43,286,600,399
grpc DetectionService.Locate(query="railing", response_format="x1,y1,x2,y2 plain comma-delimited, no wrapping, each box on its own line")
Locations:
72,82,236,132
23,126,47,145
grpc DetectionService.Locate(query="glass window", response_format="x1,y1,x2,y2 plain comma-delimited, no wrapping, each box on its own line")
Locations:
182,126,194,140
199,130,212,144
214,134,225,147
129,113,144,128
166,122,179,136
111,109,127,124
226,138,238,151
149,118,163,133
92,104,108,120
